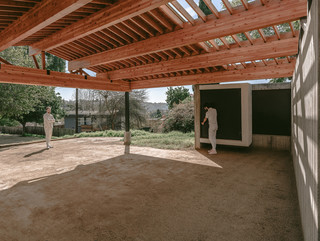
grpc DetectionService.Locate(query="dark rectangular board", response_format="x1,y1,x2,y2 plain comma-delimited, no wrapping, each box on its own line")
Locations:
200,88,242,140
252,89,291,135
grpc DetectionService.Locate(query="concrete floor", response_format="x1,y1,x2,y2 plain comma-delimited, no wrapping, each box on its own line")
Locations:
0,138,302,241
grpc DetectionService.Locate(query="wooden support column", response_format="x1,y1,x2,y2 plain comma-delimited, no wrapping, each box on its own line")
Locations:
124,91,131,153
194,85,201,149
41,51,46,70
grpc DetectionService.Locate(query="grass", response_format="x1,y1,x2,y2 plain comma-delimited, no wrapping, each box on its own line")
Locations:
65,130,195,150
3,130,195,150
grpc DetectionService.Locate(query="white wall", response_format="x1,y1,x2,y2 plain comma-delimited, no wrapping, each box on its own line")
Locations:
291,0,319,240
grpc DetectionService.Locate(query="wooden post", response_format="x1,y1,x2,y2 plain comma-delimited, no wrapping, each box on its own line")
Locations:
124,91,131,153
194,84,201,149
41,51,46,70
75,88,79,133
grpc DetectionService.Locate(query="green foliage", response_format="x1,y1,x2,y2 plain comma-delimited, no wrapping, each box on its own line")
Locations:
163,98,194,133
0,46,66,130
199,0,212,15
150,109,162,119
269,77,292,83
165,86,191,109
0,46,65,71
0,117,20,126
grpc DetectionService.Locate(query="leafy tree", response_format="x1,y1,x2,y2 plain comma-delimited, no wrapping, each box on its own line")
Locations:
163,97,194,133
199,0,212,15
77,89,147,130
150,109,162,119
166,86,191,109
0,46,66,133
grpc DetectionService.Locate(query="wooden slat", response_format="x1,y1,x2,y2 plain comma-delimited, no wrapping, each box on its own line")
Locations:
185,0,207,22
171,1,195,25
140,13,164,34
258,29,267,42
41,51,46,70
0,56,11,65
32,55,39,69
105,35,298,80
273,25,281,39
68,0,306,70
29,0,171,55
202,0,220,18
0,0,92,52
240,0,249,10
130,61,296,89
0,64,130,91
221,0,233,15
151,7,176,30
289,22,296,37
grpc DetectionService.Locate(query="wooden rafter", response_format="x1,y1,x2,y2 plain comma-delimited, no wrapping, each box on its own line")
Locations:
0,64,130,91
0,0,92,52
202,0,220,18
29,0,172,55
32,55,39,69
0,57,12,65
130,61,296,89
68,0,306,70
102,35,298,80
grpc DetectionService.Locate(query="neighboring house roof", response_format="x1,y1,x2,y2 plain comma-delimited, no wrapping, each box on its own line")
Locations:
65,111,114,116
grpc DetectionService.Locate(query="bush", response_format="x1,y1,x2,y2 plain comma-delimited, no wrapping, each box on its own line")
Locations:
163,98,194,133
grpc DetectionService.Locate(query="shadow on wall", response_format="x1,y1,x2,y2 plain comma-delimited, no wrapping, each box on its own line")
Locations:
291,4,318,240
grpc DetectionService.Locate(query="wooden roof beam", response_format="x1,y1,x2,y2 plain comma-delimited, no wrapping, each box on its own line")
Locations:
0,0,92,52
130,61,296,89
105,35,297,80
0,64,130,91
68,0,307,70
29,0,172,55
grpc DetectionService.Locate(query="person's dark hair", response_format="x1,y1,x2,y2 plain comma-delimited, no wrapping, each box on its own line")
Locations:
203,102,216,109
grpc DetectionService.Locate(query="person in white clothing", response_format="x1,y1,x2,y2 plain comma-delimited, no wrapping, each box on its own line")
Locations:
43,106,55,149
201,103,218,154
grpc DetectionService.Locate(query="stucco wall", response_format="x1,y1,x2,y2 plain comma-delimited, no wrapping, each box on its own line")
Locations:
291,0,319,240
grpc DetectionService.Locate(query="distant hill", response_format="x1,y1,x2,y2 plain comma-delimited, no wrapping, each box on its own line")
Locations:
143,102,168,113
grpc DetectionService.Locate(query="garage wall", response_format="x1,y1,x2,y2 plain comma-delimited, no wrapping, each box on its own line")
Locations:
291,0,319,240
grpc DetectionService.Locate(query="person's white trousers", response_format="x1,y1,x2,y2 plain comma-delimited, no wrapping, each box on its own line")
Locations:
208,127,217,150
45,127,53,147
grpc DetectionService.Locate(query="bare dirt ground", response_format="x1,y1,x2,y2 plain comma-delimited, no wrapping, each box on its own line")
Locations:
0,137,302,241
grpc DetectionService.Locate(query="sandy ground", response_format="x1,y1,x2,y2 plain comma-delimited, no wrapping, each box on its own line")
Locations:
0,138,302,241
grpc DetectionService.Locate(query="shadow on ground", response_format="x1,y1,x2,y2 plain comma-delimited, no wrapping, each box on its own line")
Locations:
0,146,302,241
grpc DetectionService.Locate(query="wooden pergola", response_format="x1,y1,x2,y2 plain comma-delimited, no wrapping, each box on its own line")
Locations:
0,0,307,91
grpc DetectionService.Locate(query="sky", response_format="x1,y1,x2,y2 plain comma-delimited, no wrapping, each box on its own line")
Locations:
55,0,269,103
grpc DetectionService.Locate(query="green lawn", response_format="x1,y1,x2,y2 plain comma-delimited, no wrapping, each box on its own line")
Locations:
66,130,195,150
6,130,195,150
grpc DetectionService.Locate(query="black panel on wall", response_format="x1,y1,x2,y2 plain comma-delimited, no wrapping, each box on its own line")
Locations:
252,89,291,135
200,88,242,140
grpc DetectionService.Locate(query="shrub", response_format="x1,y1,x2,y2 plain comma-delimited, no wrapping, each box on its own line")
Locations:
163,98,194,133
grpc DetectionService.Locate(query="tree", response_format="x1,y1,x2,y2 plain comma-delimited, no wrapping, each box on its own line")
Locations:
163,97,194,133
0,46,66,133
166,86,191,109
150,109,162,119
74,89,147,130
